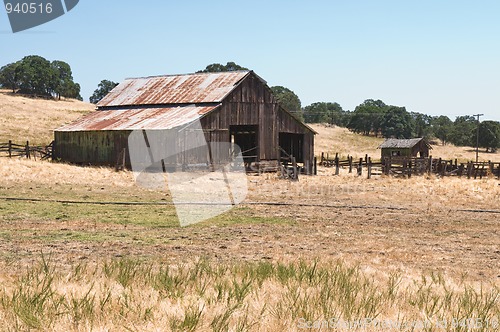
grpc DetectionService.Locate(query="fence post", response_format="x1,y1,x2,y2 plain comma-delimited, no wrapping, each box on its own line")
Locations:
384,158,391,176
8,140,12,158
348,156,353,173
291,156,299,181
321,152,324,165
458,163,464,177
335,153,340,175
408,159,412,178
357,158,363,176
365,154,368,167
25,141,30,159
313,157,317,176
367,157,372,179
403,159,408,178
428,156,433,174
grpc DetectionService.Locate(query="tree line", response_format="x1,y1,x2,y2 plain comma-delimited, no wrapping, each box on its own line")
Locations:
0,55,82,100
301,99,500,152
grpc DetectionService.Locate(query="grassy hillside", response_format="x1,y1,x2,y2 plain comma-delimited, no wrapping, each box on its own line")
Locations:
310,123,500,162
0,89,95,145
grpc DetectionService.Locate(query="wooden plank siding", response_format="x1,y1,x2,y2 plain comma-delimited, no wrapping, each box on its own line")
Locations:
54,130,132,165
201,72,315,169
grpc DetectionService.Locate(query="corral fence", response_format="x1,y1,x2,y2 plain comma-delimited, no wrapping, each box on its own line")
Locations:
279,147,318,181
0,140,53,160
320,152,500,180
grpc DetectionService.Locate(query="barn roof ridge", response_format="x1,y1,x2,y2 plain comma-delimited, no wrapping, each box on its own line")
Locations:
123,70,252,81
378,137,432,149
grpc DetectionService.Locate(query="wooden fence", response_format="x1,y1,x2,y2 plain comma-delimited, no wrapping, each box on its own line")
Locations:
320,153,500,180
0,140,53,160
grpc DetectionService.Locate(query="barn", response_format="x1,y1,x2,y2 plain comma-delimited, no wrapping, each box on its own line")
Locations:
379,138,432,158
54,71,316,173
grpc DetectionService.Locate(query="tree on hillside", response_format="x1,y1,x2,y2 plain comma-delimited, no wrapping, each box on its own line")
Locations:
65,81,83,101
16,55,55,96
303,102,347,125
347,99,387,136
51,60,76,100
0,55,82,99
431,115,453,145
478,120,500,152
197,62,249,73
380,106,414,139
271,86,303,120
411,112,432,138
0,62,21,92
448,115,476,147
90,80,118,104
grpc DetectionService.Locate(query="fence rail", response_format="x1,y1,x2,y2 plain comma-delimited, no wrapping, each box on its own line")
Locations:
320,153,500,180
0,140,53,160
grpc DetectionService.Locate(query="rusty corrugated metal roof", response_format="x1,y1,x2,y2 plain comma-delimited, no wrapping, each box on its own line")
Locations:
55,105,218,132
97,71,250,107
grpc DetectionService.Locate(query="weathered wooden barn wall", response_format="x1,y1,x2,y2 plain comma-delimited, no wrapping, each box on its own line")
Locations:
54,130,131,165
381,147,413,158
200,72,315,168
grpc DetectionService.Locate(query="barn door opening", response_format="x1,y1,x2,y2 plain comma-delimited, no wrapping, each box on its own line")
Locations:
230,125,259,166
279,133,304,162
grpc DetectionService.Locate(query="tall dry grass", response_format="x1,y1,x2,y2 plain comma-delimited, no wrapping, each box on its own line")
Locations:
0,257,497,331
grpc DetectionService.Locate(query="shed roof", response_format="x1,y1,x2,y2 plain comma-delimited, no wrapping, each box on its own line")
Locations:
378,138,432,149
97,71,251,107
55,105,218,132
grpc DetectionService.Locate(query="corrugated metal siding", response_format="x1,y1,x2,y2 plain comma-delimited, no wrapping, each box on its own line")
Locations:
55,105,218,132
98,71,250,107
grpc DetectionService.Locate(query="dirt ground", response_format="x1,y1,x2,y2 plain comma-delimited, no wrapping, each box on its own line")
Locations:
1,159,499,286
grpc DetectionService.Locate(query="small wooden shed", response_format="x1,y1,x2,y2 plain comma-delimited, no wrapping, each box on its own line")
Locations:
379,138,432,158
54,71,316,173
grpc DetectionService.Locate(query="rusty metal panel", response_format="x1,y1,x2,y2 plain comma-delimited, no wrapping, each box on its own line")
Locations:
98,71,250,107
55,105,218,132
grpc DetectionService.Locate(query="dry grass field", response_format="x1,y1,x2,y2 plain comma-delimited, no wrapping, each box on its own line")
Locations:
0,89,95,144
0,96,499,330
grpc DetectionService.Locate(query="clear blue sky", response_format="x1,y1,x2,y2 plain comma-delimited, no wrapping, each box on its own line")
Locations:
1,1,499,121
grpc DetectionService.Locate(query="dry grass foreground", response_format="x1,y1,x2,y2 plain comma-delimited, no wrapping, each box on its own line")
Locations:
0,157,499,331
0,89,95,144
